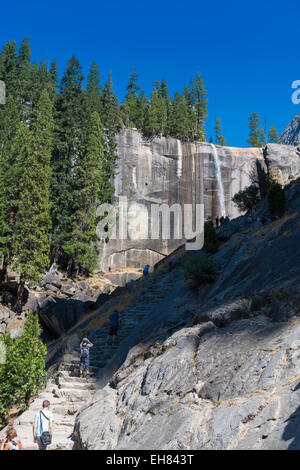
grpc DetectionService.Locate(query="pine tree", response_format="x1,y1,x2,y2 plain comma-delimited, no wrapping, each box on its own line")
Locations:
144,85,167,136
136,90,149,132
16,37,32,108
247,113,265,147
13,90,53,310
51,56,85,265
190,72,207,141
182,85,197,141
100,71,122,203
0,96,20,281
121,66,140,127
49,58,59,86
63,111,105,274
0,41,18,97
86,61,101,114
167,91,190,140
0,312,47,421
268,125,280,143
215,117,227,146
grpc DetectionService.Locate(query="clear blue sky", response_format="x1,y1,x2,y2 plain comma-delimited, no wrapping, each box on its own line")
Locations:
1,0,300,147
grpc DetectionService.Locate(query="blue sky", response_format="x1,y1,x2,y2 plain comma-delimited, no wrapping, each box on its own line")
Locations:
1,0,300,147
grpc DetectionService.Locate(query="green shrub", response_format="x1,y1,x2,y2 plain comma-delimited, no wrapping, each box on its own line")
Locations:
232,185,260,212
0,312,47,426
267,182,286,218
203,220,220,254
183,253,216,287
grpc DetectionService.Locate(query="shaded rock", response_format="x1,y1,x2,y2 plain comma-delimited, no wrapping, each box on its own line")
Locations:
39,299,89,338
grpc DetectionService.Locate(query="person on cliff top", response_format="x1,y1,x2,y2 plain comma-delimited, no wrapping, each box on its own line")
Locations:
0,428,23,450
33,400,54,450
106,310,120,346
79,338,94,377
143,264,150,276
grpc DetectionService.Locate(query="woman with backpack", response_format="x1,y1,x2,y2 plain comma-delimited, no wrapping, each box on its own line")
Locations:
79,337,94,377
0,428,23,450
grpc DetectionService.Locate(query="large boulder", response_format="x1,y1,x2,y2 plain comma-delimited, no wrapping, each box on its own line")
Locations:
38,298,89,338
264,143,300,185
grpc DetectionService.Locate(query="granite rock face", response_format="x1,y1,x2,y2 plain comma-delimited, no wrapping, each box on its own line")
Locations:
73,178,300,450
280,112,300,145
98,130,264,271
264,143,300,186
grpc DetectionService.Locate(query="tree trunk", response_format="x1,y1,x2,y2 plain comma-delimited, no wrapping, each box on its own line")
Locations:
14,279,25,313
0,254,8,283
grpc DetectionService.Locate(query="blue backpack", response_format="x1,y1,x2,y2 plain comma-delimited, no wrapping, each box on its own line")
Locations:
81,345,89,358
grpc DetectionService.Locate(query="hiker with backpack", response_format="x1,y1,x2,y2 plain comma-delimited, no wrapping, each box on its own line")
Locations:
33,400,54,450
0,428,23,450
79,337,94,377
106,310,120,346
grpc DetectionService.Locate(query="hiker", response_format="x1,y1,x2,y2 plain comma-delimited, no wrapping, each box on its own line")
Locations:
79,338,94,377
0,428,23,450
169,255,177,270
219,216,224,226
33,400,54,450
106,310,120,346
216,217,219,228
143,264,150,277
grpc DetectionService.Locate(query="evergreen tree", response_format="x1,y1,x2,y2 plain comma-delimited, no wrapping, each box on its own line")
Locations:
63,111,105,274
136,90,149,132
13,90,53,310
121,66,140,127
0,96,20,281
144,85,167,136
167,91,190,140
190,72,207,141
51,56,85,265
16,37,32,108
0,312,46,423
100,71,122,203
215,117,227,146
267,182,286,218
0,41,18,97
247,113,266,147
86,61,101,114
268,125,280,143
49,58,59,86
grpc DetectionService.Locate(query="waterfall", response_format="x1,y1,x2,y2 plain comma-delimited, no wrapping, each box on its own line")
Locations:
210,143,226,217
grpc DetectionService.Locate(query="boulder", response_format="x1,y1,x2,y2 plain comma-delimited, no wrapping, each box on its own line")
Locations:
38,298,89,338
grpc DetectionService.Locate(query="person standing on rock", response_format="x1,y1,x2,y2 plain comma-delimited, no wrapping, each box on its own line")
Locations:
106,310,120,346
33,400,54,450
79,338,94,377
143,264,150,277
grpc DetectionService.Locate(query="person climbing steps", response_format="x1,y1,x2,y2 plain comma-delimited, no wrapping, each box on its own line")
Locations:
79,338,94,377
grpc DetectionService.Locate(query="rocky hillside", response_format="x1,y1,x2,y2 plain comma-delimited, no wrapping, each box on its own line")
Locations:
3,146,300,450
280,112,300,145
69,177,300,450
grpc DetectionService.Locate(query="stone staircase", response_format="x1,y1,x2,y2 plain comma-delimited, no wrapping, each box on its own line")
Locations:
9,274,176,450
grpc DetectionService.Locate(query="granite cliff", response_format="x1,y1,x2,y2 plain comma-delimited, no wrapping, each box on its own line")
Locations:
98,131,300,275
280,112,300,145
98,130,264,272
